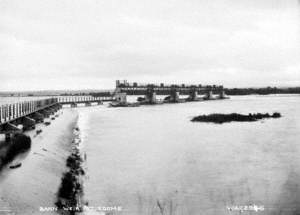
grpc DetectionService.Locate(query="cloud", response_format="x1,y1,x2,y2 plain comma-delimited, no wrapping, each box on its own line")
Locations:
0,0,299,90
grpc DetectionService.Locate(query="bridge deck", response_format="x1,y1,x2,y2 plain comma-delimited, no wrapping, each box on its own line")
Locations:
0,98,59,125
57,96,113,104
0,96,115,126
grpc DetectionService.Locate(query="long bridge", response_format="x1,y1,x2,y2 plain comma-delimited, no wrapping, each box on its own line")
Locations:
0,96,113,141
0,98,60,141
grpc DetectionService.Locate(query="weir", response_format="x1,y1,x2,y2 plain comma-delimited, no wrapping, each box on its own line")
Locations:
115,80,229,104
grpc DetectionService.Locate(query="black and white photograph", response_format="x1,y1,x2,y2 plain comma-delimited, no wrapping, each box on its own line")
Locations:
0,0,300,214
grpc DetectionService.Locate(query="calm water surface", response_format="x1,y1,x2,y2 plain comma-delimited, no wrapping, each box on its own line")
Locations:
77,95,300,215
2,95,300,215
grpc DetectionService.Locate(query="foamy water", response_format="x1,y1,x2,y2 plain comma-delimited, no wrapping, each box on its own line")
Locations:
77,95,300,215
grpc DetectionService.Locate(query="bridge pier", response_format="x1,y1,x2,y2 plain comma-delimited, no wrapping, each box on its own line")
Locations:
171,90,180,102
38,110,50,118
22,116,36,131
3,123,22,142
204,90,213,100
32,112,44,123
187,89,200,101
45,109,54,117
52,104,61,111
6,123,22,133
218,90,227,99
46,108,55,115
143,88,157,104
114,93,127,104
165,89,180,103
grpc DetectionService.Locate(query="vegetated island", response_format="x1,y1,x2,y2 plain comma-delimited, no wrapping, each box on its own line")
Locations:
191,112,281,124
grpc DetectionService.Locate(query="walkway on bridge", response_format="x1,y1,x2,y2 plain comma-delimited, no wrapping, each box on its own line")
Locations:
57,96,113,107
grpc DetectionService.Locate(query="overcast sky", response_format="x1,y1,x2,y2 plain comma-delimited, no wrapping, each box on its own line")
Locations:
1,0,300,91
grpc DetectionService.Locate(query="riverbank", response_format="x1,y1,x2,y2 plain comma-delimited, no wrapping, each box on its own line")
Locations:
0,108,78,214
55,125,86,215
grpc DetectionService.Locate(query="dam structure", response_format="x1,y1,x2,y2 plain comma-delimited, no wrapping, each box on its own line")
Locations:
115,80,228,104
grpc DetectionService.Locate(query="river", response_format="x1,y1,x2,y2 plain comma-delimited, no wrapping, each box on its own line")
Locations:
0,95,300,215
75,95,300,215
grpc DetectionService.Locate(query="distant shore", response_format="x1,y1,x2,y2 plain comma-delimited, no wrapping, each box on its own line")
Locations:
224,87,300,95
0,87,300,97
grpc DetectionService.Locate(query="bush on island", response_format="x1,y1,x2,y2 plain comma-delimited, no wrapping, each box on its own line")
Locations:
191,112,282,124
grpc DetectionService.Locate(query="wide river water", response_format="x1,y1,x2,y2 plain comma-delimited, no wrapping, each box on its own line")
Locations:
1,95,300,215
75,95,300,215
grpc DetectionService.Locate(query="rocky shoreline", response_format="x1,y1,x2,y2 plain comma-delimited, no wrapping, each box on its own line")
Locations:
56,126,85,215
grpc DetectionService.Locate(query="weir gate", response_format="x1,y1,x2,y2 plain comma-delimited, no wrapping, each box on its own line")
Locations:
115,80,228,104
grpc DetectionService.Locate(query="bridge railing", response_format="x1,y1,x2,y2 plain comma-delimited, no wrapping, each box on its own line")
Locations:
56,96,113,103
0,98,58,124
